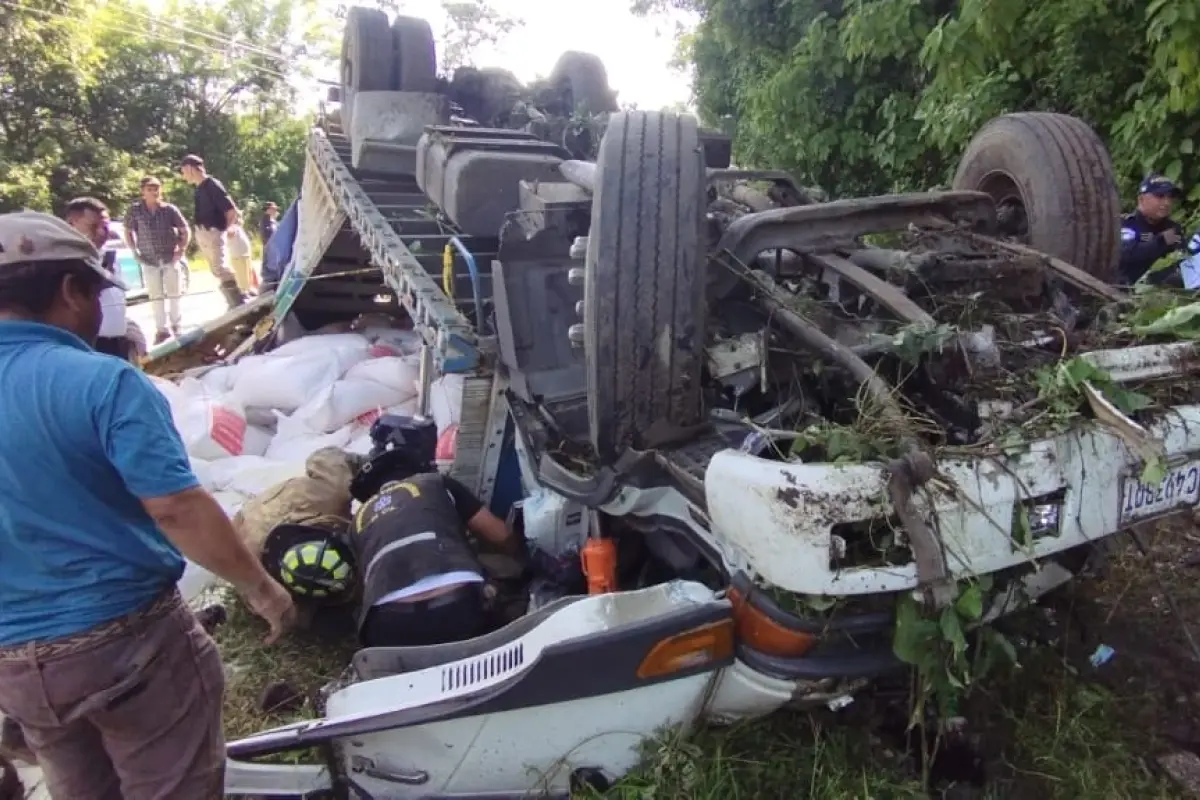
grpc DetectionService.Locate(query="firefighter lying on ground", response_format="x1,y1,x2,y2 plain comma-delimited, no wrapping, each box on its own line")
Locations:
232,415,525,648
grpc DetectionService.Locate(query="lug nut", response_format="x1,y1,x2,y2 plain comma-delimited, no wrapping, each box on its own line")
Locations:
568,267,585,286
575,300,584,317
569,236,589,259
568,324,585,347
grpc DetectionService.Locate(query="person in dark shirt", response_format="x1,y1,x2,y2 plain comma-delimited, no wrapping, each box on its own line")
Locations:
346,416,522,648
260,201,279,249
1119,173,1185,286
179,154,246,310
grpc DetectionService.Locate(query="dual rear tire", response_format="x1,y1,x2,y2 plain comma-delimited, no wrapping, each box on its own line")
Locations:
340,8,438,124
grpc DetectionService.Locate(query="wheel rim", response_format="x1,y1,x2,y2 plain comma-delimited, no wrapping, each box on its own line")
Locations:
976,170,1029,240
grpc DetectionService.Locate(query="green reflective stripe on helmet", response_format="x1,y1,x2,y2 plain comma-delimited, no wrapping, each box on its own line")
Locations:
274,537,355,603
299,542,323,566
283,549,301,571
320,548,342,571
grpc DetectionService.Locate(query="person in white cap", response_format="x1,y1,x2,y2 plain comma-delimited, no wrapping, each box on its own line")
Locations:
0,210,296,799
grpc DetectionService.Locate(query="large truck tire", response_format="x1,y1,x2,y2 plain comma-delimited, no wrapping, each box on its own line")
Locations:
953,112,1121,283
341,7,394,126
550,51,618,114
392,15,437,93
584,110,708,459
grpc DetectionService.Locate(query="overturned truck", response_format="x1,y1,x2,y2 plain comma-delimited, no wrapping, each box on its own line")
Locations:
215,7,1200,798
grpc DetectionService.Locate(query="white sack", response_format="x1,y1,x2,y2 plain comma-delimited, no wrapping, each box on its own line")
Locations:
426,373,464,435
198,365,237,395
288,379,409,434
194,455,305,495
147,375,187,416
176,396,270,460
265,414,356,462
342,355,421,398
228,351,348,413
270,332,372,361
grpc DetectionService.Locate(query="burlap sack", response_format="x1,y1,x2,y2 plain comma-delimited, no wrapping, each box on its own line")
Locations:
232,447,366,557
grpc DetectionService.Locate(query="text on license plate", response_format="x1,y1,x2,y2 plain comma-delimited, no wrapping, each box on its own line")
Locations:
1120,461,1200,524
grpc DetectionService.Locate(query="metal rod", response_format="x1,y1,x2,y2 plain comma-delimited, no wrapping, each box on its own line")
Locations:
416,344,435,417
559,160,596,193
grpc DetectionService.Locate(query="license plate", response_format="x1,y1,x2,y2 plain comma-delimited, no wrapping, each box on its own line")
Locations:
1119,461,1200,524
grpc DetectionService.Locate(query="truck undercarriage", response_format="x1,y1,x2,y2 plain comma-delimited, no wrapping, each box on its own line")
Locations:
131,7,1200,798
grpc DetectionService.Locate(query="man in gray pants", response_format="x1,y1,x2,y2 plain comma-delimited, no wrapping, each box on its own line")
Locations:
179,154,245,310
123,176,189,344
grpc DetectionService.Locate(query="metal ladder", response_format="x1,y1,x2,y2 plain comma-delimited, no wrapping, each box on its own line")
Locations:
283,124,502,499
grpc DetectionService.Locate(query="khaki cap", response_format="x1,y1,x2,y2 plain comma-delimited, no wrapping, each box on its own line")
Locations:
0,211,125,289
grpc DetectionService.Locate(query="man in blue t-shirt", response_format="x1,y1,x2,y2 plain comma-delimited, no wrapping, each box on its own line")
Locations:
0,211,296,799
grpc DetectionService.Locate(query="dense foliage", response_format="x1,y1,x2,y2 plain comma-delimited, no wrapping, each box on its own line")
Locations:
0,0,335,220
0,0,521,223
635,0,1200,228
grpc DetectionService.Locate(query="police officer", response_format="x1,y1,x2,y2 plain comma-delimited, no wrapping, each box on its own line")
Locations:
1181,230,1200,290
348,416,523,648
1119,173,1185,285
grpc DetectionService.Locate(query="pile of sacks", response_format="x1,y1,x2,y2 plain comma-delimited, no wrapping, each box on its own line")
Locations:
148,326,465,600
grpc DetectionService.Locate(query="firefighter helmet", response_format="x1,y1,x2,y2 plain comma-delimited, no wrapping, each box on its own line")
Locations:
261,523,357,604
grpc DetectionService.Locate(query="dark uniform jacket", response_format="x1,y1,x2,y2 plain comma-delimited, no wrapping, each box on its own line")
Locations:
351,472,485,631
1120,211,1184,285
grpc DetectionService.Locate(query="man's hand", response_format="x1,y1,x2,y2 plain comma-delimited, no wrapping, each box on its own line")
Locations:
1162,228,1183,247
240,576,297,645
172,244,183,261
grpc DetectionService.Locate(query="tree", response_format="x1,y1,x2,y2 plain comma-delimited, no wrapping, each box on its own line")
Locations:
0,0,314,217
637,0,1200,229
438,0,523,72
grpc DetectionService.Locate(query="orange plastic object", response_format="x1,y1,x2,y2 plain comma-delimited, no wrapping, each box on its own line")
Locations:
728,588,817,658
581,537,618,595
636,619,736,679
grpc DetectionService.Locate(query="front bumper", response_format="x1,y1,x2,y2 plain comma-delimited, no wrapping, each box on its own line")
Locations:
705,405,1200,596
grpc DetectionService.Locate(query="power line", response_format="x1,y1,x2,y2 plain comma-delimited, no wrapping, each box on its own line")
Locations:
0,0,293,82
117,1,295,63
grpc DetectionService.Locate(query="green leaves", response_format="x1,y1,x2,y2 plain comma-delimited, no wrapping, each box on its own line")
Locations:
1,0,313,215
893,577,1014,720
682,0,1200,229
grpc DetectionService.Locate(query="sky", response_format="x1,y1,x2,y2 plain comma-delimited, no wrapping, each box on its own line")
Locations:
312,0,698,111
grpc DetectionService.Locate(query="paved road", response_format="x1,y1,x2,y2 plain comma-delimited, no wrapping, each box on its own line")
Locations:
128,267,244,343
5,268,239,799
